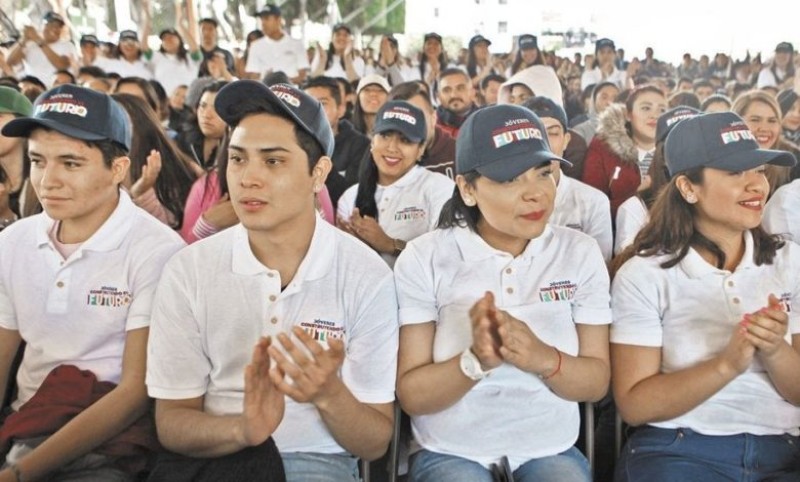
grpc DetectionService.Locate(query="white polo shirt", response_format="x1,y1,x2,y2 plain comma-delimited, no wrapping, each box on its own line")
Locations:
311,52,367,79
21,40,77,86
337,166,453,267
580,66,627,90
550,175,613,261
394,224,611,470
611,231,800,436
108,57,153,80
146,51,201,96
763,179,800,242
146,218,398,454
0,191,184,410
245,33,309,79
614,195,648,255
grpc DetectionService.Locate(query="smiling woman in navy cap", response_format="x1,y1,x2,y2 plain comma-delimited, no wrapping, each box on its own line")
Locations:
396,104,610,481
466,34,503,88
612,112,800,481
509,34,543,76
580,37,627,91
337,100,453,267
310,23,365,82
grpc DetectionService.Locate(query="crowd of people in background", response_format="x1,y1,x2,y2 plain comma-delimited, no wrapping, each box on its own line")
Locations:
0,2,799,482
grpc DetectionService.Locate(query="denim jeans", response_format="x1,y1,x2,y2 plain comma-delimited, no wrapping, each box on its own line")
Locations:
281,452,360,482
409,446,591,482
615,426,800,482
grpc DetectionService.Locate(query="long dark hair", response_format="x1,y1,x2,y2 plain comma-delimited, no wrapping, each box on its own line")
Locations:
159,31,189,64
354,132,425,219
466,44,487,79
112,93,198,229
179,80,229,168
419,40,448,83
611,168,784,276
437,171,481,231
511,48,543,75
636,142,670,209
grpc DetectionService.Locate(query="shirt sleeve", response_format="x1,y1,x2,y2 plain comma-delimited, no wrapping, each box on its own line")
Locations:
610,259,664,347
394,239,438,325
294,39,310,71
571,236,612,325
336,184,358,222
762,184,798,242
146,255,211,400
425,175,454,232
0,249,17,330
585,192,613,262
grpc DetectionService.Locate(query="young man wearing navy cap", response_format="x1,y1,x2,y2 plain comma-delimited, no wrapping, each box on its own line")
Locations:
6,12,77,87
246,5,310,84
0,85,184,481
146,81,397,481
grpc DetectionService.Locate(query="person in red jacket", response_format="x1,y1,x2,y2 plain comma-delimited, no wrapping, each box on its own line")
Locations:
581,85,667,221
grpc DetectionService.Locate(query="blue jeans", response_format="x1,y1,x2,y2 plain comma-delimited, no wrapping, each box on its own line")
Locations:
615,426,800,482
282,452,359,482
410,446,591,482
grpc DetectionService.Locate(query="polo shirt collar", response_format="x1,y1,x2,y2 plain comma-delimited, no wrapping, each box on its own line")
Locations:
679,230,756,278
36,190,135,252
379,165,425,190
231,215,334,283
453,224,553,262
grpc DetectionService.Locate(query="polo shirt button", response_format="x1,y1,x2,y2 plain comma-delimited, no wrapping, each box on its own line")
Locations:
506,287,514,294
505,268,513,274
270,317,278,324
56,281,64,288
727,280,734,287
267,273,275,278
732,297,740,304
269,295,277,302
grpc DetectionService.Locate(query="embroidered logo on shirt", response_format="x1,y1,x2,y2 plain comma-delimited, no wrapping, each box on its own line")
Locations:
299,319,345,342
539,280,576,302
86,286,132,307
394,206,426,221
778,292,792,313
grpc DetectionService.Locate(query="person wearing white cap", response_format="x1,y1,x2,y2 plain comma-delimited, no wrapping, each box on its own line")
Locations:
351,74,390,135
611,112,800,481
396,104,610,481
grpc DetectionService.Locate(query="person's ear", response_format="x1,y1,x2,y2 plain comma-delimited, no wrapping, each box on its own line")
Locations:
111,156,131,186
456,175,477,206
312,156,332,191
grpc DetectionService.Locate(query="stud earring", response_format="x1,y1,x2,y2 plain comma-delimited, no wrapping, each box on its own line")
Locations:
464,197,476,206
685,193,697,204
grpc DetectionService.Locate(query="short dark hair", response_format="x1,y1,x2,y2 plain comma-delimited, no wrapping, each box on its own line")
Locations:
439,67,469,85
77,65,107,79
480,73,506,91
302,76,342,105
19,75,46,90
225,101,323,173
54,69,76,84
389,81,433,111
87,138,129,169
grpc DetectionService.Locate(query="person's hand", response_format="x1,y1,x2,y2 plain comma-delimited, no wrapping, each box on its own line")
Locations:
496,310,555,376
717,322,756,378
239,337,285,447
130,149,162,198
23,26,40,43
741,294,789,359
350,207,394,253
268,326,346,406
202,193,238,229
344,39,353,58
336,214,357,236
468,292,504,370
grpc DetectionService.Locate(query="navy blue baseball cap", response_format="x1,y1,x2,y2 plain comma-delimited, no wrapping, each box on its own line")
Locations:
456,104,571,182
522,96,568,130
424,32,442,43
79,34,99,46
665,112,796,176
214,80,334,157
469,34,491,49
775,42,794,54
656,106,701,144
595,38,615,52
43,12,65,25
373,101,426,143
518,34,538,51
118,30,138,42
2,84,131,151
256,4,281,17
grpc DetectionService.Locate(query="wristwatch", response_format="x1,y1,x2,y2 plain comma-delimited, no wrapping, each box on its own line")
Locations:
392,238,406,257
459,348,491,381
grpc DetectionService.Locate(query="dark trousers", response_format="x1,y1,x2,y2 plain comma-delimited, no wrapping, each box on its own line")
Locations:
146,437,285,482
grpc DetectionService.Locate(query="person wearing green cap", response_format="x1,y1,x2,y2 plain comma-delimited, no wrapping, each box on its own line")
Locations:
0,87,33,219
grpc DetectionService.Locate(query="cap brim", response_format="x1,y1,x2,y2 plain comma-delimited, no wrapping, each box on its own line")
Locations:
215,80,333,157
709,147,796,173
475,150,572,183
373,124,424,144
2,117,107,143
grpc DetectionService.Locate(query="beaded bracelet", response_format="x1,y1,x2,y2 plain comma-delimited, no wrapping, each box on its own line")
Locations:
539,347,562,381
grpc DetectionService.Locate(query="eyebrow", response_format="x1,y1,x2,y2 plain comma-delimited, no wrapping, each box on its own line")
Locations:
28,151,90,162
228,145,292,154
